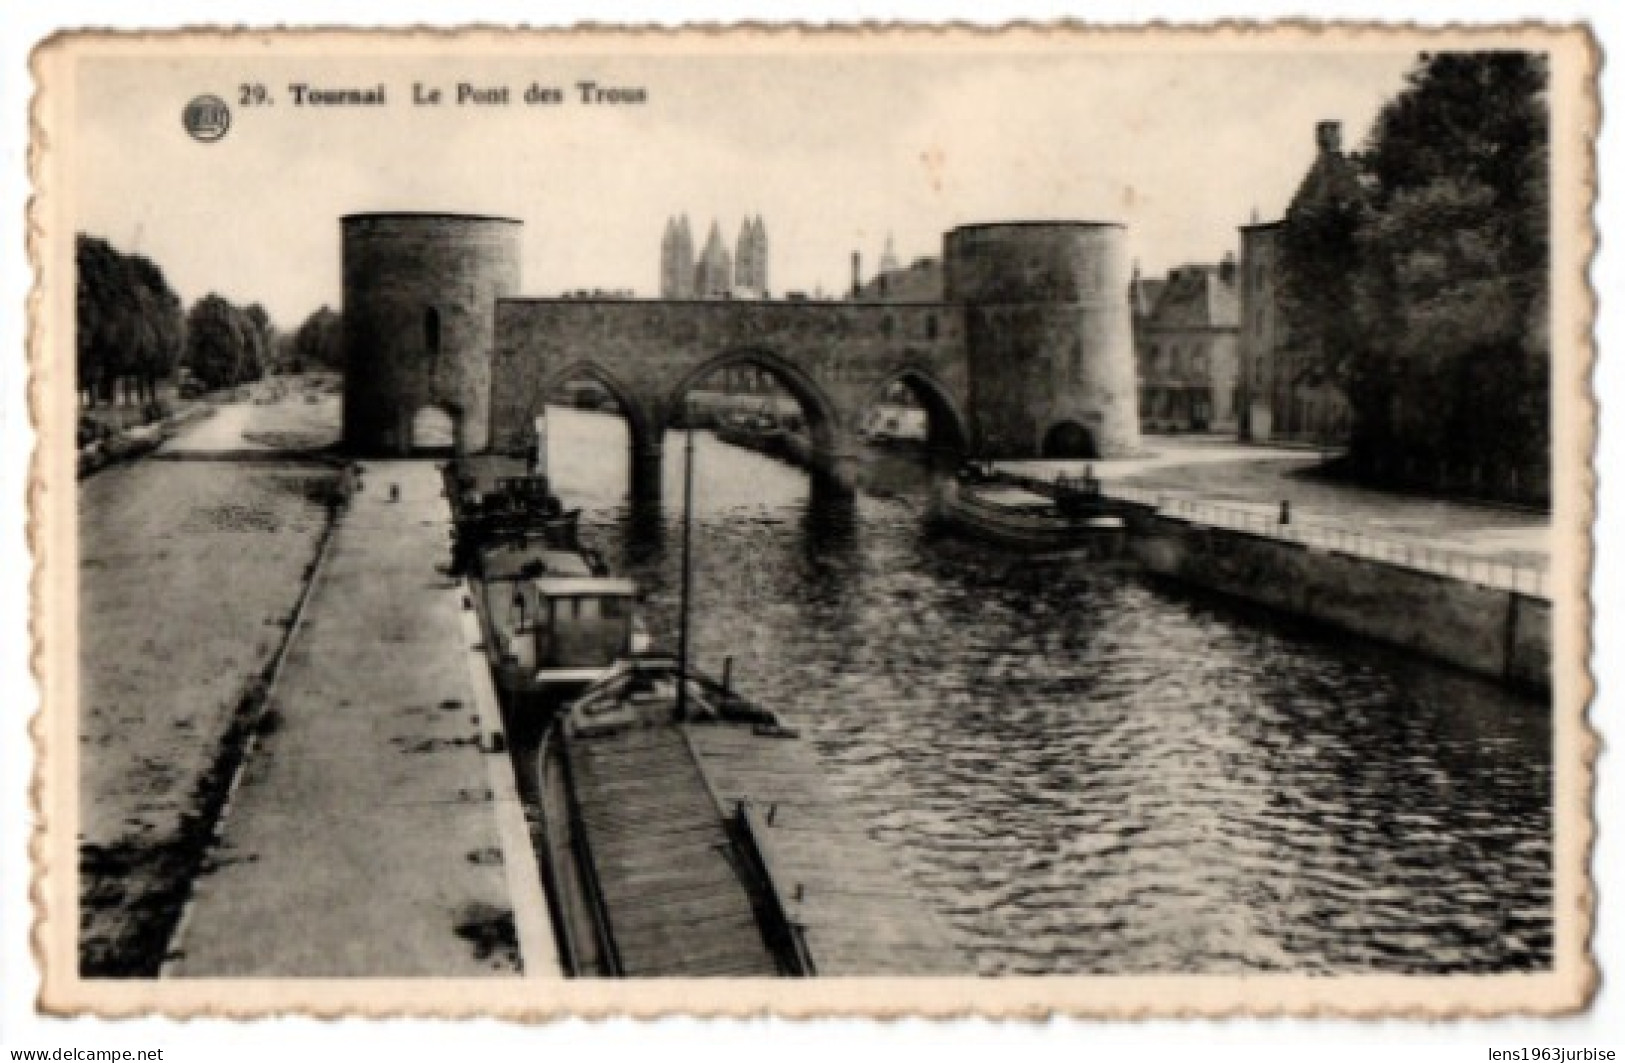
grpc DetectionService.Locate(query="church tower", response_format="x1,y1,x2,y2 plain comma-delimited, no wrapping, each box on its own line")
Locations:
733,215,770,296
660,215,696,297
695,220,732,299
735,218,755,294
879,233,900,276
752,215,769,295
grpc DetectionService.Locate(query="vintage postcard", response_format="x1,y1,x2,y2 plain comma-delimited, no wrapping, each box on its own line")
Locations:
30,25,1597,1018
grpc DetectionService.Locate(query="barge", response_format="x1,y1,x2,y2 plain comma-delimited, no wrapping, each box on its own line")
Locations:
538,655,964,977
449,445,965,978
932,466,1129,558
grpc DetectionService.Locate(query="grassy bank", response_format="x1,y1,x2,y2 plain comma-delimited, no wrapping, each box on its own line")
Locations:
77,455,339,975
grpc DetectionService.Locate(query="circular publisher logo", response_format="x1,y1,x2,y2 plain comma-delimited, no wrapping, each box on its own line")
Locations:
182,95,231,143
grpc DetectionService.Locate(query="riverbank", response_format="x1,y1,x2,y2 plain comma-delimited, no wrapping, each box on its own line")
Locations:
1003,438,1550,571
78,444,339,974
1127,507,1551,692
992,449,1552,690
77,379,351,974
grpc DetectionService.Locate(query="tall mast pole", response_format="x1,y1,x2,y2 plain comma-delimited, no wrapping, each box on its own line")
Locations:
675,411,695,722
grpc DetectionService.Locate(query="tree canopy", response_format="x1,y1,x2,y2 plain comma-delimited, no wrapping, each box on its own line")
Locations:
75,235,184,407
291,306,343,373
1276,51,1550,505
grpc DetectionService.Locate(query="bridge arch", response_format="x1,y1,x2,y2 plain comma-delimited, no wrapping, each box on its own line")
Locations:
666,347,844,453
860,365,972,454
535,358,660,457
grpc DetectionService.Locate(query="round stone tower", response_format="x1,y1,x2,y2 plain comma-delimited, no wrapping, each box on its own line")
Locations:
945,222,1139,459
341,212,522,456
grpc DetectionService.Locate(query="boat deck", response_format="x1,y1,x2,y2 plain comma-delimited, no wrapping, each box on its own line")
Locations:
687,723,965,976
567,724,783,977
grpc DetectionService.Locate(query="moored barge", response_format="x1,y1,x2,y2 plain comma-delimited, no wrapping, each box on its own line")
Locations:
932,466,1129,558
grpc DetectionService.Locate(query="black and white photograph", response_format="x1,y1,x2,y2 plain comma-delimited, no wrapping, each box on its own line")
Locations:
26,25,1596,1019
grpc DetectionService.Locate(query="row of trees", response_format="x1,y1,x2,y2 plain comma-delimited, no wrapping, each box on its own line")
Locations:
77,233,344,407
1278,52,1550,506
76,235,184,407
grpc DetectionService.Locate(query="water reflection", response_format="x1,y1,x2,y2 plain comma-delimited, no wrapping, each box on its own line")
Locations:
544,408,1552,975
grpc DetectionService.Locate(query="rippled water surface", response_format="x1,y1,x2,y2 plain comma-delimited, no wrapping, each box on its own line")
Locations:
546,409,1552,975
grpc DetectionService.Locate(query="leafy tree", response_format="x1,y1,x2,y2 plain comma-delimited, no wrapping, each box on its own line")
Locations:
75,235,184,408
292,306,343,373
185,294,252,390
1276,51,1549,504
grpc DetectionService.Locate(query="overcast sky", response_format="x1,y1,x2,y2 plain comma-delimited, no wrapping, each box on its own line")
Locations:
72,43,1418,329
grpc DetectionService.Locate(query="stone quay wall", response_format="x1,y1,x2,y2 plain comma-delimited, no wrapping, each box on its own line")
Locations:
1128,510,1551,692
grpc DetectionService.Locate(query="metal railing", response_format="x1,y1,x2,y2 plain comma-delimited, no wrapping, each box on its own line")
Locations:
1003,474,1550,600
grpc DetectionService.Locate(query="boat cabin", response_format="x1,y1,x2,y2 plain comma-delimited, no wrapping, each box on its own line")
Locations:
492,568,644,689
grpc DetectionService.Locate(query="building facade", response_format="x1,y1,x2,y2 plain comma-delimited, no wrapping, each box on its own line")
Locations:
1235,121,1355,447
1132,259,1240,434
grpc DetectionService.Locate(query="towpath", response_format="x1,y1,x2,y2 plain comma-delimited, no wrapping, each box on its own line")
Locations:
168,458,559,977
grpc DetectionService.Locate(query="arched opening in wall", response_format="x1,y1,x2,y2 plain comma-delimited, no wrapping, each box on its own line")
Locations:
1041,420,1099,460
410,404,459,455
668,349,841,494
858,369,971,467
529,361,651,503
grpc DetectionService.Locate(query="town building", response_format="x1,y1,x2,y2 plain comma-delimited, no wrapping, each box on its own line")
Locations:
851,236,944,303
1235,121,1356,446
1132,259,1240,434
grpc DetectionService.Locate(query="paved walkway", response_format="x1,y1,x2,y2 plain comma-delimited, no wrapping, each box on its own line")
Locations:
1003,436,1550,570
170,460,558,977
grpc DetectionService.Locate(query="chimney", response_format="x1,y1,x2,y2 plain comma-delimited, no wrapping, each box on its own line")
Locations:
1219,252,1237,285
851,251,862,299
1316,120,1342,154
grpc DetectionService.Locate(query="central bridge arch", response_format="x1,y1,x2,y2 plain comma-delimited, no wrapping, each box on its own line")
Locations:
667,347,844,454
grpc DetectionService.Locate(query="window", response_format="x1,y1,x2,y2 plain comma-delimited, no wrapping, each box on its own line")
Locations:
424,306,441,358
926,314,939,341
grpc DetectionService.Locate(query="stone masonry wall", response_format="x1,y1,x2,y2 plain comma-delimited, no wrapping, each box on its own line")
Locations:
342,214,521,455
490,299,970,457
946,223,1140,458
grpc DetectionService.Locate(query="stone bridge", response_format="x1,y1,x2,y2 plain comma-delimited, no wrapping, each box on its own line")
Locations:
340,213,1141,496
489,299,972,495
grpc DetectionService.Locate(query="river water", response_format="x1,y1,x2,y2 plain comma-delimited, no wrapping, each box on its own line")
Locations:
543,407,1552,976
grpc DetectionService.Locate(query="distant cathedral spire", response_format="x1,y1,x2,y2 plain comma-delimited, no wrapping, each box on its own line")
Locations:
661,214,696,297
696,220,732,298
663,212,768,299
735,215,770,296
879,233,900,276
